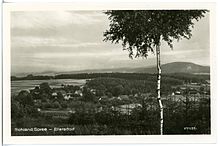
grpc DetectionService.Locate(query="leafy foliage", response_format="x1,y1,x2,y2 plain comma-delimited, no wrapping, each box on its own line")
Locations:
40,82,51,93
104,10,207,58
16,90,34,107
86,76,184,96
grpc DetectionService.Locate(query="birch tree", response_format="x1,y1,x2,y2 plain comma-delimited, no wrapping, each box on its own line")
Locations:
103,10,207,135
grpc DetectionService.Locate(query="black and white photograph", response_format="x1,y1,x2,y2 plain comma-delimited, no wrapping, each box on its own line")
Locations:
2,2,217,144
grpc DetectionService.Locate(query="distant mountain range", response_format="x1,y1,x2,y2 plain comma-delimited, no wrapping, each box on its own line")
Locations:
134,62,210,74
13,62,210,77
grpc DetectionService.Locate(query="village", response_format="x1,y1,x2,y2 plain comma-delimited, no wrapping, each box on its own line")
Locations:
30,82,143,119
25,78,210,120
168,79,210,102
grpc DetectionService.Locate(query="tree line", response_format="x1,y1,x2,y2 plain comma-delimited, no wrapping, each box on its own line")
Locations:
11,72,209,84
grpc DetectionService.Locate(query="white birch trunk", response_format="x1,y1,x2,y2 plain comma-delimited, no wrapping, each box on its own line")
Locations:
156,44,163,135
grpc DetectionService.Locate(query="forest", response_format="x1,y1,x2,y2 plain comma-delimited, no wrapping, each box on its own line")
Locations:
12,72,209,82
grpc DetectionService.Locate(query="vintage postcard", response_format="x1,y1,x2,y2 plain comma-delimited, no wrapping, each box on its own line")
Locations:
2,2,217,144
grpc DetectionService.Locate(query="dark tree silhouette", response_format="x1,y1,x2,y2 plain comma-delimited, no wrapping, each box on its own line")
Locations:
103,10,207,134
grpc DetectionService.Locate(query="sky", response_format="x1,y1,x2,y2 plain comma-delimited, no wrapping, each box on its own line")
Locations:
11,11,210,75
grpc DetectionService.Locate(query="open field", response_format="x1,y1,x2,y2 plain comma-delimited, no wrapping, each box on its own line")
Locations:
11,79,86,95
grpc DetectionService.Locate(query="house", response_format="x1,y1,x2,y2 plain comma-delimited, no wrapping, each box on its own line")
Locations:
99,95,108,101
175,91,181,95
74,90,83,97
188,95,200,102
64,93,73,100
189,89,198,95
190,82,198,85
52,89,67,96
116,103,142,115
52,92,58,97
90,89,96,95
108,96,122,101
169,95,184,102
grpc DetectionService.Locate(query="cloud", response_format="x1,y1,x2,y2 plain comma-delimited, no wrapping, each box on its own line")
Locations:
11,11,210,74
11,11,104,29
11,11,108,43
11,36,100,48
32,49,128,59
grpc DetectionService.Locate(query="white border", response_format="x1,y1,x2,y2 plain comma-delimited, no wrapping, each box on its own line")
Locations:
2,2,217,144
